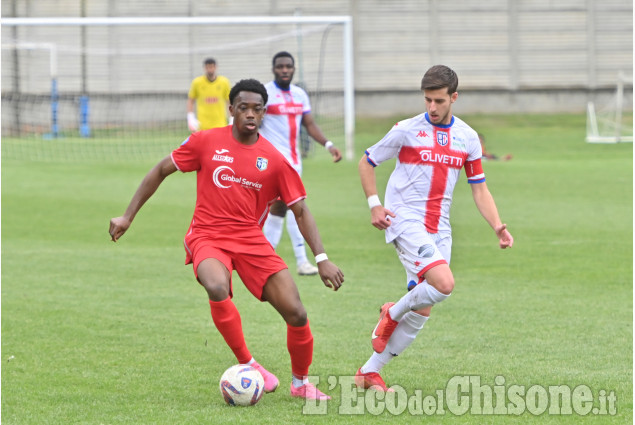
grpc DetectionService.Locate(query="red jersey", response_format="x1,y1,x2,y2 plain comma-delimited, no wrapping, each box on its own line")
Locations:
171,126,306,237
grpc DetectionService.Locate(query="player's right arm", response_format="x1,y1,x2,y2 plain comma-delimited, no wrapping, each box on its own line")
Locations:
109,155,178,242
358,153,395,230
302,112,342,162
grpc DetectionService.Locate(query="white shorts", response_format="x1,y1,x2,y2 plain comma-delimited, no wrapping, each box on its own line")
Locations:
392,222,452,291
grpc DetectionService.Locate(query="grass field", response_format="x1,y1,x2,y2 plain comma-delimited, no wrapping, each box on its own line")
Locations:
2,113,632,424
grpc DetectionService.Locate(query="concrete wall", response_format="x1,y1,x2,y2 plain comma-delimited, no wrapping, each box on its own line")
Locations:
2,0,632,116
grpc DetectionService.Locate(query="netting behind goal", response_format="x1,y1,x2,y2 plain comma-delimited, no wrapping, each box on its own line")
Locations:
586,72,633,143
2,17,353,162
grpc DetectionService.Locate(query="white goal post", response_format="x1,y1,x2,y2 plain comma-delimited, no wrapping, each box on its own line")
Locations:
586,71,633,144
1,41,60,137
2,16,355,161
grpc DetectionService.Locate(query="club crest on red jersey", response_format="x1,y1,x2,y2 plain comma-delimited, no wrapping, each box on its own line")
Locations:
256,157,268,171
436,132,449,146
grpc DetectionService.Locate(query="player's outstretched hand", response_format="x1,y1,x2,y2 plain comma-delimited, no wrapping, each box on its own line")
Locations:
495,223,514,249
109,216,131,242
317,260,344,291
370,206,396,230
329,146,343,163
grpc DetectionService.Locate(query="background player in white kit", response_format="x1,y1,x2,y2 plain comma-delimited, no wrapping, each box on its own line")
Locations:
260,51,342,276
355,65,514,391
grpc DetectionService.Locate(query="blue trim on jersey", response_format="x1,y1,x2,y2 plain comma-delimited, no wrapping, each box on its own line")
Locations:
424,112,454,128
273,81,291,91
468,178,486,184
364,150,377,167
181,136,190,145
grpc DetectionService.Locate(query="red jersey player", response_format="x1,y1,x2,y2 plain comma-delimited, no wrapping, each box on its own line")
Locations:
355,65,513,392
109,78,343,401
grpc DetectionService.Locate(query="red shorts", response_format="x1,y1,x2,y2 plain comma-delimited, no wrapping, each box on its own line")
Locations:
183,229,288,301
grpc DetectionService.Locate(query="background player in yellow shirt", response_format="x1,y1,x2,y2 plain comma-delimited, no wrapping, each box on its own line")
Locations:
187,58,231,131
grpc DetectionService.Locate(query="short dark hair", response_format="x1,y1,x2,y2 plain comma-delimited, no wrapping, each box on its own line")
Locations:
229,79,268,105
421,65,458,94
204,57,216,66
272,51,294,67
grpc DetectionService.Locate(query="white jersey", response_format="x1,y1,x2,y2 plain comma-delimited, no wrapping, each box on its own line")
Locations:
365,113,485,242
259,81,311,170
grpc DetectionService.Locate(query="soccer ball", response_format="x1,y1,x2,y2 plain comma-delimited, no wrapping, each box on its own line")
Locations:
219,364,265,406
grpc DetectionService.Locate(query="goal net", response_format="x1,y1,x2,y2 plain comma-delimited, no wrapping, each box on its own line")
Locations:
586,72,633,143
1,16,354,162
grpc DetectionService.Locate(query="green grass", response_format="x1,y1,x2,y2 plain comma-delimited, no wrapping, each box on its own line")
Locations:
2,113,632,424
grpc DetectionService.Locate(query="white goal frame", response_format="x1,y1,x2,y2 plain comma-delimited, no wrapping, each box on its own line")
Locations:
1,41,60,137
586,71,633,144
2,16,356,159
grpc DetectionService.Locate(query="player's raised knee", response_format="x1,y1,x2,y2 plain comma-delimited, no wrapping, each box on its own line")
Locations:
202,282,231,301
283,305,308,327
425,269,454,295
435,275,454,295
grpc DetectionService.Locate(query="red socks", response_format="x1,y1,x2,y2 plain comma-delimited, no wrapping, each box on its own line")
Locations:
210,298,314,378
209,298,252,364
287,321,313,379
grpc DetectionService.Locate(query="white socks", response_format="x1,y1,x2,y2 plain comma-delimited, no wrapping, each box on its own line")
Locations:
285,210,309,266
263,214,284,249
362,311,429,373
361,283,450,374
292,375,309,388
385,311,428,356
389,282,450,322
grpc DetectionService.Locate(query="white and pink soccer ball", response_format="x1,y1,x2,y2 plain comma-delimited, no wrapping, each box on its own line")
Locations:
219,364,264,406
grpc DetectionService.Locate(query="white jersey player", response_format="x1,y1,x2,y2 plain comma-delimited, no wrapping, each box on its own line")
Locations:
260,51,342,276
261,80,311,173
355,65,514,392
367,112,485,244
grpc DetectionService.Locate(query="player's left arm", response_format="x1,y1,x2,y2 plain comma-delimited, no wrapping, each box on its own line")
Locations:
288,200,344,290
470,182,514,249
301,112,342,162
187,80,200,132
